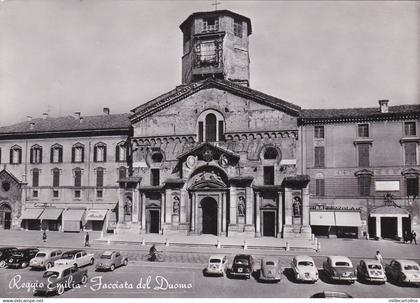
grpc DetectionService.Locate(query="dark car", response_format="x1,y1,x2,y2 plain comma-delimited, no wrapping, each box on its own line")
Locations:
6,248,39,269
229,254,254,279
323,256,357,284
0,247,17,267
310,291,353,298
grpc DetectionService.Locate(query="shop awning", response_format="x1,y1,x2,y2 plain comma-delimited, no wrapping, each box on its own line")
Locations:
85,209,108,221
370,206,410,217
335,211,362,227
62,209,85,221
39,208,64,220
19,208,44,220
310,211,335,226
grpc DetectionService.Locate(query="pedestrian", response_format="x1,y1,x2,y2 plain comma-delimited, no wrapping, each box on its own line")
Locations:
84,232,90,247
42,230,47,243
404,230,409,243
375,250,384,265
412,230,417,245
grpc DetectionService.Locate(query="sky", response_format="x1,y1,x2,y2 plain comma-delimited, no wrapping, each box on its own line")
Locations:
0,0,419,126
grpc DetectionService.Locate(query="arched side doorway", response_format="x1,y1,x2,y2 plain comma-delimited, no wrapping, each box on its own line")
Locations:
201,197,218,235
0,203,12,230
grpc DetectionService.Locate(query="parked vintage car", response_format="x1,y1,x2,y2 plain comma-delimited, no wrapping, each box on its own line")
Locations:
6,248,39,269
258,257,282,282
54,250,94,268
34,264,88,296
291,255,319,282
385,259,420,286
30,249,63,270
204,255,228,277
323,256,357,283
95,250,128,271
229,254,254,279
310,291,353,298
357,259,387,284
0,247,17,267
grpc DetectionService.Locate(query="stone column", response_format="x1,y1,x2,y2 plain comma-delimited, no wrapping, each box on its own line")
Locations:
191,192,196,232
132,188,139,223
284,188,293,225
160,192,165,233
229,186,237,225
277,191,283,238
217,194,222,236
118,187,124,223
375,216,381,238
141,192,146,231
397,216,403,238
302,186,310,225
165,189,172,224
180,189,187,223
222,192,227,235
245,186,253,225
255,192,261,237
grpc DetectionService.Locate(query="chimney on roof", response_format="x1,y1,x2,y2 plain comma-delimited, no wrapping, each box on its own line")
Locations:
379,99,389,113
27,116,32,122
29,122,35,130
42,113,48,120
103,107,110,115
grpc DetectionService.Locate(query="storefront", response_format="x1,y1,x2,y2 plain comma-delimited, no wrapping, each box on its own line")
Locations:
19,208,44,230
62,208,85,232
368,206,410,239
39,208,63,231
84,209,108,231
310,209,362,238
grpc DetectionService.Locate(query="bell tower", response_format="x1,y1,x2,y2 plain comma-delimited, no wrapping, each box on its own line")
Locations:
180,10,252,86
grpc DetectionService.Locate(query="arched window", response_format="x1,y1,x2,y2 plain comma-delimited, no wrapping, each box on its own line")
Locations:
94,142,107,162
52,168,60,187
264,147,278,160
9,145,22,164
74,168,82,187
72,143,84,163
115,142,127,162
197,110,225,143
30,145,43,164
50,144,63,163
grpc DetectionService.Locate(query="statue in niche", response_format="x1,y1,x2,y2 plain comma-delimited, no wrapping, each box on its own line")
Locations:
237,196,246,216
292,196,302,217
173,196,180,215
124,196,132,215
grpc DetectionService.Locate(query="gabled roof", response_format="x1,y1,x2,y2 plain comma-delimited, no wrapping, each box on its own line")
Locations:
300,104,420,124
0,113,131,139
177,142,240,162
0,169,23,184
130,78,301,123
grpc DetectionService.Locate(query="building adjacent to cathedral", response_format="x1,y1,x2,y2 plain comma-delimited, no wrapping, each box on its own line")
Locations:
0,9,418,240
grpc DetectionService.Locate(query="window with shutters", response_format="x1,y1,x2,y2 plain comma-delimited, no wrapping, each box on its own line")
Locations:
74,168,82,187
218,120,224,141
32,169,39,187
151,169,160,186
72,143,84,163
205,113,217,142
314,126,324,139
94,143,106,162
358,175,371,196
30,145,42,164
316,179,325,196
358,144,370,167
405,142,417,166
50,144,63,163
234,19,242,37
406,177,419,196
115,142,127,162
314,147,325,168
118,166,127,180
197,110,225,142
198,122,204,142
263,166,275,185
9,145,22,164
404,122,416,136
52,168,60,187
96,168,104,187
358,124,369,138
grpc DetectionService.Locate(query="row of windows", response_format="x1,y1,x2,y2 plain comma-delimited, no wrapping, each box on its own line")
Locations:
200,17,243,37
314,121,417,139
313,142,417,168
33,188,106,199
2,142,127,164
31,167,128,188
314,177,419,197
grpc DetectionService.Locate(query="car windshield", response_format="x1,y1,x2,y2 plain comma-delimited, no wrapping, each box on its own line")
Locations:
335,262,351,267
234,259,249,266
298,261,314,266
43,271,59,279
210,259,221,263
404,265,420,271
265,261,275,266
368,264,382,270
61,253,75,259
36,253,47,258
100,254,112,259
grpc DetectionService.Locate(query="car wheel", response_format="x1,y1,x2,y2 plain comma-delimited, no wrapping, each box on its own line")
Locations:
46,262,52,270
123,259,128,266
110,264,115,271
21,262,28,269
81,275,88,285
90,258,94,265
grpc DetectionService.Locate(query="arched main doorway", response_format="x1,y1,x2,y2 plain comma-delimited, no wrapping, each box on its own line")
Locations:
0,203,12,230
201,197,218,235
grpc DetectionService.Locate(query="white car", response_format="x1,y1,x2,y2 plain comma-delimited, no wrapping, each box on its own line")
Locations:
30,249,63,270
386,259,420,285
291,255,318,282
54,249,94,268
204,255,228,276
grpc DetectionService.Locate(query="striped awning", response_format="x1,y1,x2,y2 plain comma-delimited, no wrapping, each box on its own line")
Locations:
62,209,85,221
19,208,44,220
39,208,64,220
310,211,335,226
85,209,108,221
335,212,362,227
